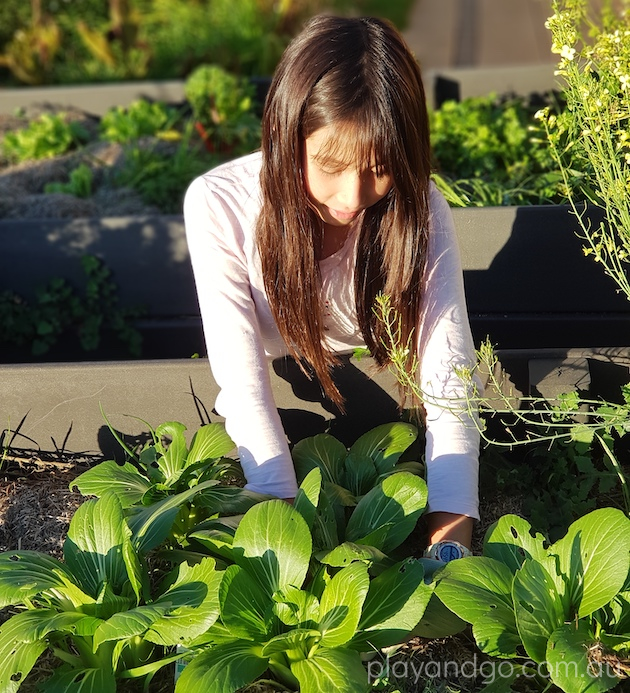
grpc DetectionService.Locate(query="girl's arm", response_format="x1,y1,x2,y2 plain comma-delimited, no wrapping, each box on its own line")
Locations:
419,184,481,548
183,173,299,500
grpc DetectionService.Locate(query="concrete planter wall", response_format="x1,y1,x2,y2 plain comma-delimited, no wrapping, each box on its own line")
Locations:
0,76,272,117
425,63,559,108
2,204,627,359
0,81,187,117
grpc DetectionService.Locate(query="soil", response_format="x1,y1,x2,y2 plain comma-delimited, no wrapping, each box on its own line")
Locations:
0,105,166,219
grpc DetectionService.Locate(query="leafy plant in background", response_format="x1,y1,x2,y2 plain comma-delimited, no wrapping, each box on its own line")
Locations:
184,64,261,155
0,492,224,691
144,0,304,80
434,508,630,692
483,434,621,542
0,254,144,357
539,0,630,302
0,0,61,85
44,162,94,198
0,0,409,87
99,98,182,144
429,92,581,207
113,131,216,213
458,341,630,516
374,293,630,543
176,497,433,693
75,0,151,80
1,112,89,163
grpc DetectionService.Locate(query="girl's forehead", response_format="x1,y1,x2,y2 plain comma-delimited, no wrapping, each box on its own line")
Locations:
306,124,382,166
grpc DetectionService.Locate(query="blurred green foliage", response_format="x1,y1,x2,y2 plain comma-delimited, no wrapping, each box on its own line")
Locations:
0,0,414,86
430,92,590,207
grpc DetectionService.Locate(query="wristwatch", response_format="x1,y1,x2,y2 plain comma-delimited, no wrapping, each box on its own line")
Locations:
423,540,472,562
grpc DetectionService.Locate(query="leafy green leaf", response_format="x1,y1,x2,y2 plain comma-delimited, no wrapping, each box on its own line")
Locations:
294,467,322,530
155,421,188,482
127,479,221,553
121,535,145,606
0,611,55,693
546,622,620,693
512,558,564,663
411,592,467,639
347,422,417,475
316,542,389,567
551,508,630,618
93,605,170,649
344,452,378,497
192,486,269,515
148,557,222,645
41,666,117,693
354,558,433,649
174,641,268,693
261,628,321,657
70,460,152,508
483,514,549,574
24,610,102,641
312,490,339,551
190,527,236,563
345,472,427,552
0,551,77,608
273,587,320,627
318,562,369,647
324,481,357,507
291,647,368,693
292,434,347,485
63,494,131,598
233,500,311,597
219,564,270,639
436,557,521,658
187,423,235,465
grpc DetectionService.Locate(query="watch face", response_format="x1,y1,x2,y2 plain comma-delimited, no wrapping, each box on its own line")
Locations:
437,543,463,562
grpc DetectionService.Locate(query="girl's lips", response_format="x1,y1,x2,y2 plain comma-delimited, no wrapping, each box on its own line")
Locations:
328,207,360,222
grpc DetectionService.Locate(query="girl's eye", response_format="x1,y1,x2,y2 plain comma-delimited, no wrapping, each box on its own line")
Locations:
371,167,388,179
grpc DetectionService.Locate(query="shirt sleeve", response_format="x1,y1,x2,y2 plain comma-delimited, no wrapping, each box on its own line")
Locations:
418,186,481,519
183,175,299,499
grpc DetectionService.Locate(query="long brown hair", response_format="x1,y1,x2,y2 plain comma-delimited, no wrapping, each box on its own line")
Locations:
256,15,432,407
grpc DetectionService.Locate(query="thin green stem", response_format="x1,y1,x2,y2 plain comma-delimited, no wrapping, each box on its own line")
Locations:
596,433,630,515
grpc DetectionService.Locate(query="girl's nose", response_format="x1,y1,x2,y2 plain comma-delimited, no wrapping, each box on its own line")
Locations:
337,171,363,210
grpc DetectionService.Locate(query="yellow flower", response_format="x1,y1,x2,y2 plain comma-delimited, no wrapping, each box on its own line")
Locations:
561,45,577,61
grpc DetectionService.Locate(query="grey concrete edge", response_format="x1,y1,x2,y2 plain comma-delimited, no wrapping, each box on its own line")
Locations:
0,81,186,117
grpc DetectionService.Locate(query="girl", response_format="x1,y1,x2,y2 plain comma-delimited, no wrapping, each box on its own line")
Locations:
184,15,479,555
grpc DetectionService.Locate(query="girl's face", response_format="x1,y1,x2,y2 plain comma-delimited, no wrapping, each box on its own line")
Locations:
303,125,393,227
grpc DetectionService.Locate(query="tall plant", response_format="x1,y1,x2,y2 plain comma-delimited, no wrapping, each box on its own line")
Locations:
538,0,630,299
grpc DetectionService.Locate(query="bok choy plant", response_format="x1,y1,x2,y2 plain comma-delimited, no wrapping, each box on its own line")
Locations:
0,492,223,692
70,419,269,548
190,434,429,574
176,495,433,693
434,508,630,692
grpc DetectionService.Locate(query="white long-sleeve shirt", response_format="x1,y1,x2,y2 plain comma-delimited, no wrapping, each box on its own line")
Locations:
184,151,480,518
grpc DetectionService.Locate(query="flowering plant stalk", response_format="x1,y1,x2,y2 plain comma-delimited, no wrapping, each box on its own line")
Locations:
537,0,630,299
374,293,630,515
